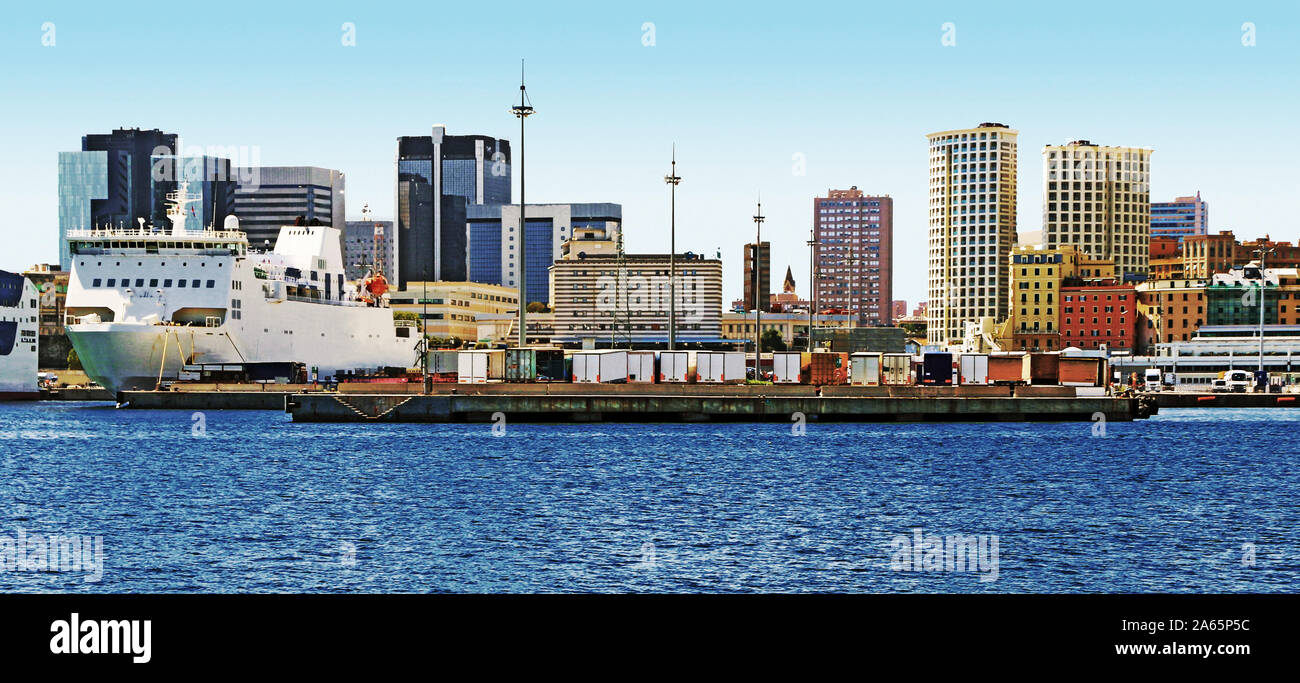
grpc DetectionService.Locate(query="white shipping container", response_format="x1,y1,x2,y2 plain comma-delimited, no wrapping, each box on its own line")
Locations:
627,351,657,383
572,351,628,383
959,354,990,386
697,351,745,383
658,351,692,383
456,350,504,384
850,353,881,386
772,352,806,384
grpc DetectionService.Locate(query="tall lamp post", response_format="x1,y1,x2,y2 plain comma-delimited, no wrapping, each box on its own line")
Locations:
664,148,681,350
512,61,534,348
1255,246,1276,381
806,230,817,351
752,200,765,367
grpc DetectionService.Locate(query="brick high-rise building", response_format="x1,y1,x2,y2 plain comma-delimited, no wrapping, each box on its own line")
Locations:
926,124,1018,345
812,187,892,326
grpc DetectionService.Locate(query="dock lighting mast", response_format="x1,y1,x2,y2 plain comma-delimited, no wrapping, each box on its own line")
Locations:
512,61,535,348
1255,245,1276,377
752,200,765,365
806,229,815,351
664,148,681,350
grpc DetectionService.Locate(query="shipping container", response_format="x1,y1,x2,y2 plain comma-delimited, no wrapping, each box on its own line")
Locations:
959,353,990,386
428,350,460,375
850,352,882,386
882,353,912,385
504,348,537,382
920,352,955,386
809,351,850,385
657,351,693,383
772,352,810,384
627,351,657,383
696,351,745,383
988,353,1026,385
535,349,567,382
457,350,505,384
572,350,629,383
1058,356,1106,387
1022,353,1060,386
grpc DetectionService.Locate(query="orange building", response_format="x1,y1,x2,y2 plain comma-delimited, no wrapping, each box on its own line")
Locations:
1182,231,1300,280
1135,279,1206,351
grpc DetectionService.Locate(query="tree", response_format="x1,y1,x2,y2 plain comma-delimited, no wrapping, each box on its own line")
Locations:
527,301,549,313
393,311,418,322
761,329,787,352
67,348,82,371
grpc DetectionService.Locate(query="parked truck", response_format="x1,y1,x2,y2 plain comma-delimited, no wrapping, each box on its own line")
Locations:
627,351,657,383
882,353,912,386
572,350,629,383
696,351,746,383
920,352,955,386
959,353,990,386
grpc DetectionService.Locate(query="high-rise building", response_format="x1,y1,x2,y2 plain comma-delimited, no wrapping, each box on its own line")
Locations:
466,203,620,306
812,187,893,327
926,124,1018,345
58,127,179,269
394,126,511,290
1042,140,1153,282
150,154,237,233
1151,192,1207,241
233,167,346,249
343,219,396,282
742,241,771,312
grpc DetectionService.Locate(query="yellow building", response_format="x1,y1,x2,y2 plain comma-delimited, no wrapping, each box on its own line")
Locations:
1042,140,1153,280
1005,244,1115,351
388,281,519,343
721,311,853,347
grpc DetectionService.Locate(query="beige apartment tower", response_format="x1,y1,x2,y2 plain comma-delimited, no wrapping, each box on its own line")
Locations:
1042,141,1152,281
926,123,1019,346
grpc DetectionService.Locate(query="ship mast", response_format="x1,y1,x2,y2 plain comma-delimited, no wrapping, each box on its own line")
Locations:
165,184,201,236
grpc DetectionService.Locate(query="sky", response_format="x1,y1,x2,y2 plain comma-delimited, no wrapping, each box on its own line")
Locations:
2,0,1298,306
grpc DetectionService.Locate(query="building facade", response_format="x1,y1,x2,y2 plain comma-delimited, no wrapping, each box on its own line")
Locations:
926,124,1018,345
150,155,237,233
466,203,621,307
742,241,771,312
813,187,893,327
395,126,511,289
1042,140,1153,282
387,281,520,344
343,219,396,282
58,128,179,269
548,253,723,345
1150,192,1207,241
1060,282,1136,351
233,167,346,249
1136,279,1207,350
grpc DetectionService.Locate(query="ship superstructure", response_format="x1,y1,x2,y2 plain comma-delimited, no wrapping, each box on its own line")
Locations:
0,270,39,399
64,189,419,393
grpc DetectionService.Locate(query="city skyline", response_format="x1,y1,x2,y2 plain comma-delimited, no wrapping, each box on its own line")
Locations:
5,2,1300,307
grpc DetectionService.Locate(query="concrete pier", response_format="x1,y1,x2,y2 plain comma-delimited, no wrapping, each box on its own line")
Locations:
285,392,1152,423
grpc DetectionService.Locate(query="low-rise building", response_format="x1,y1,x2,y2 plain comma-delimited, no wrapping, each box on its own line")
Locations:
1060,281,1137,351
387,281,520,345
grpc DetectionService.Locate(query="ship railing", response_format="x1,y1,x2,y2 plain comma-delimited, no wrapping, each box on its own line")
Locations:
66,227,248,241
283,294,366,307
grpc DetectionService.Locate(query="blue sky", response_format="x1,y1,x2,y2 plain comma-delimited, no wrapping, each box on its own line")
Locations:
2,0,1297,305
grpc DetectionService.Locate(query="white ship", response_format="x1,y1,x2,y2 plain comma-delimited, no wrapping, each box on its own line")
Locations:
64,189,420,393
0,269,39,400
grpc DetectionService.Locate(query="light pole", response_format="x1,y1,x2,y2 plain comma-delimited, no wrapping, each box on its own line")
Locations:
1255,246,1276,379
752,200,764,368
512,61,534,348
664,148,681,350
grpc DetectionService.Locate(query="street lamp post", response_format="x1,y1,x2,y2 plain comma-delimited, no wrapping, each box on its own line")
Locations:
511,61,534,348
664,148,681,350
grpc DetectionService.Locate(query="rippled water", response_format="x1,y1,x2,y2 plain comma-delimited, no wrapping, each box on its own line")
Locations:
1,402,1297,593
